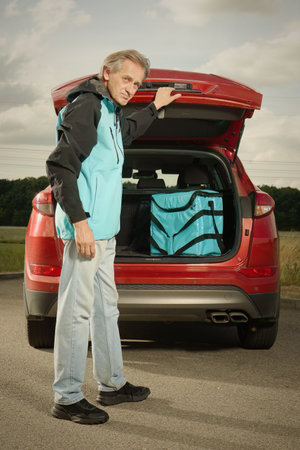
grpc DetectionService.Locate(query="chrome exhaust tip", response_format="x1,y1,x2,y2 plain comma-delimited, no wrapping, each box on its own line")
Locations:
229,312,248,323
210,312,230,324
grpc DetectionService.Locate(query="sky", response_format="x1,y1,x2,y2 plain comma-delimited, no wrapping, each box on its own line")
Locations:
0,0,300,188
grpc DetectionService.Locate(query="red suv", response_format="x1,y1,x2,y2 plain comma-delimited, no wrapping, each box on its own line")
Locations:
24,69,280,349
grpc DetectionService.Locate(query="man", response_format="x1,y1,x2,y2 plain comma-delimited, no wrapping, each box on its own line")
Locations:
46,49,181,425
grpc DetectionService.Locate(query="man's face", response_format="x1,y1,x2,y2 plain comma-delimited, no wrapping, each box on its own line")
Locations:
103,59,145,106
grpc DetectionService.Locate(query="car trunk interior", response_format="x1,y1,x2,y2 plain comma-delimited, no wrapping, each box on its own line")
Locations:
116,148,238,261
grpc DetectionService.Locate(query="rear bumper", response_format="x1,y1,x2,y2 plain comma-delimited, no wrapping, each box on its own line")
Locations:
24,285,57,318
117,285,280,322
24,284,280,322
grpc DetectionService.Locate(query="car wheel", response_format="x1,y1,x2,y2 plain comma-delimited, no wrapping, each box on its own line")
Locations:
27,317,56,348
237,321,278,349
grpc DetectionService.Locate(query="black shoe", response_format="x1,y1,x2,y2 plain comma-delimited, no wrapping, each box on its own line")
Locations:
97,382,151,406
52,398,109,424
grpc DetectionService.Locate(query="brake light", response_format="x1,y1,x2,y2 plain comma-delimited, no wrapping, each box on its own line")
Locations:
33,191,54,216
30,264,61,277
254,192,274,217
240,267,275,278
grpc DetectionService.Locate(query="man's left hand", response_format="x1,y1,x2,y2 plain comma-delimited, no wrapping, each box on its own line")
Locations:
153,87,181,110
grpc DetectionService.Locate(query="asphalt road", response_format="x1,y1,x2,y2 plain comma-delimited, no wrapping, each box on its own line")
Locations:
0,278,299,450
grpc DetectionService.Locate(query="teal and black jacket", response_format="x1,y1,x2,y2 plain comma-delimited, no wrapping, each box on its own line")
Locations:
46,77,158,240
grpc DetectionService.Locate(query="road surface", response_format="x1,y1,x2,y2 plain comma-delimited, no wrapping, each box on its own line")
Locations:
0,278,299,449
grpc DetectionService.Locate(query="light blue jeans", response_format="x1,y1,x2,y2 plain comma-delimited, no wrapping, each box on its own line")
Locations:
53,238,126,405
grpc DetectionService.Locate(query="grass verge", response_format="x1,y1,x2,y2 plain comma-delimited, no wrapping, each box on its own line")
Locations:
279,232,300,286
0,226,26,244
0,227,26,272
0,243,25,272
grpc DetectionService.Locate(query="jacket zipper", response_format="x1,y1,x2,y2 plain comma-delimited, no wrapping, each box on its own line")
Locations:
114,112,124,157
110,127,119,164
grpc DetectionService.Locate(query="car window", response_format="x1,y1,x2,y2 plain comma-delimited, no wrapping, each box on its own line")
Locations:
122,170,178,190
122,150,230,192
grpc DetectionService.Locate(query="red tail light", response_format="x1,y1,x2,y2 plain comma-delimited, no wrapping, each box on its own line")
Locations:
33,191,55,216
30,264,61,277
254,192,274,217
240,267,276,278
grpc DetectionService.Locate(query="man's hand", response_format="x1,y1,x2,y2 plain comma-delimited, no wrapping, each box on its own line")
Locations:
73,219,95,258
153,87,182,110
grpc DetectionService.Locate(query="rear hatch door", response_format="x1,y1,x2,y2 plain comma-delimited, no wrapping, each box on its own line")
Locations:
52,68,262,159
125,69,262,158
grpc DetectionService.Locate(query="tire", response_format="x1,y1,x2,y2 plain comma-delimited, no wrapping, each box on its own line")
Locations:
27,317,56,348
237,321,278,349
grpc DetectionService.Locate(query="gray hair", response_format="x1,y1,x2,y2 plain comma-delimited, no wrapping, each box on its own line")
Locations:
99,49,150,80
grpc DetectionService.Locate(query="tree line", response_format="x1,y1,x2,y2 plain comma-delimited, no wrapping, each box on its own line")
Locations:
0,177,49,226
0,177,299,230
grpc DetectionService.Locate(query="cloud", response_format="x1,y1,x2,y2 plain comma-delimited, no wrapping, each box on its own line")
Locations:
28,0,91,33
157,0,210,26
73,10,92,26
240,108,300,188
0,82,40,112
243,108,300,157
0,43,28,81
4,0,20,17
146,9,158,20
0,98,56,146
157,0,282,26
7,0,91,63
0,0,92,156
195,23,300,87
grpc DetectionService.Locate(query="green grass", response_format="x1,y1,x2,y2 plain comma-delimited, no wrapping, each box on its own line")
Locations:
0,227,26,272
0,226,26,244
279,231,300,289
0,243,25,272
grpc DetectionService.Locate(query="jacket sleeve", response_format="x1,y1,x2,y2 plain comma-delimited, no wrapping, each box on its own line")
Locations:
46,94,100,224
120,103,158,147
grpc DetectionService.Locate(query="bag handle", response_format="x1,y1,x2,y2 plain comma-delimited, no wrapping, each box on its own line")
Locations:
152,190,222,213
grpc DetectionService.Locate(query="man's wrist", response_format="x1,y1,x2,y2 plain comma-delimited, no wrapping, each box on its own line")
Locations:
153,100,162,111
73,219,88,228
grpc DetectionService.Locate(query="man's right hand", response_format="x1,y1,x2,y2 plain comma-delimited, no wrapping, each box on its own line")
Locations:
73,219,95,258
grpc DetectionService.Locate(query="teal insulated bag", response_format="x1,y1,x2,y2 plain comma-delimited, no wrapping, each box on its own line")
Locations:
150,190,224,256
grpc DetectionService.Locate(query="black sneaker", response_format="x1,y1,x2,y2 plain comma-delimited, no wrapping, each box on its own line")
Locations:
97,382,150,406
52,398,109,424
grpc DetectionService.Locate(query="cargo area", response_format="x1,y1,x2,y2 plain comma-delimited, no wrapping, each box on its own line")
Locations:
116,149,239,260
